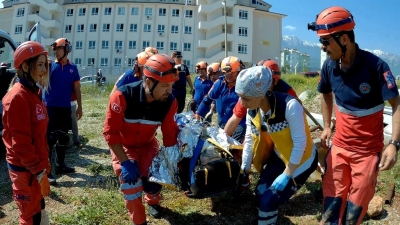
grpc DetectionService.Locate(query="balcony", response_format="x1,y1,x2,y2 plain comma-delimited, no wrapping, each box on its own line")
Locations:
198,16,234,30
197,51,235,64
27,14,61,30
25,33,54,47
198,0,235,14
198,33,234,49
30,0,63,14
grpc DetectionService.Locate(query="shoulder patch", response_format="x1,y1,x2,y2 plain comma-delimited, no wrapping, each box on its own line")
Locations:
383,70,396,89
111,102,122,113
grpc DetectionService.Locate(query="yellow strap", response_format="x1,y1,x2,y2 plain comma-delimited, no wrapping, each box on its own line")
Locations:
206,138,234,157
225,161,232,178
204,168,208,185
229,144,243,150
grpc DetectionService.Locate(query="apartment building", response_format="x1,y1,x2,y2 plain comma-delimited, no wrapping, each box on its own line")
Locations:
0,0,284,77
280,48,311,74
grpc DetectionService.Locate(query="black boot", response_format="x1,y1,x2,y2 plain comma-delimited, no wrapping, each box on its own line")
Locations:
148,205,161,219
55,145,75,175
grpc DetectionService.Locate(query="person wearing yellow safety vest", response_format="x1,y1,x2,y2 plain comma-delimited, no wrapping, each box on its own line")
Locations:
235,66,317,225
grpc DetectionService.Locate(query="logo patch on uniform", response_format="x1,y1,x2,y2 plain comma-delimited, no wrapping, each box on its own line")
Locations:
70,69,74,73
359,83,371,94
383,71,396,89
36,104,45,120
111,102,122,113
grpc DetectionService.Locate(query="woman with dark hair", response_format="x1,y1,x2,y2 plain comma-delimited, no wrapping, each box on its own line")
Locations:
2,41,51,224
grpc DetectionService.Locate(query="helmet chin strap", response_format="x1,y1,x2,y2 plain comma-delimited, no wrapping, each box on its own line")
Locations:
149,80,159,100
332,35,347,59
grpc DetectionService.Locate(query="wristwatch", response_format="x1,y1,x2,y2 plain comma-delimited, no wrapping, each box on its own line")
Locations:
388,140,400,151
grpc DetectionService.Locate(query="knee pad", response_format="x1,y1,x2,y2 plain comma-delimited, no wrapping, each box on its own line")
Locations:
142,177,162,194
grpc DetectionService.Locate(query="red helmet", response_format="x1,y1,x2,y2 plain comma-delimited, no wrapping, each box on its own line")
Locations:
207,62,221,74
221,56,243,73
145,47,158,55
257,59,281,79
14,41,48,70
195,61,208,69
137,51,154,67
143,54,179,82
314,6,355,36
51,38,72,53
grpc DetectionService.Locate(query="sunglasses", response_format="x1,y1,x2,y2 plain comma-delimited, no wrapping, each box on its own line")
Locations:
319,34,341,46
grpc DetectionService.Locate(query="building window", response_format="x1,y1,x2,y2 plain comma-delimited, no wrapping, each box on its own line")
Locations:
145,8,152,16
142,41,150,50
157,25,165,33
185,26,192,34
159,8,166,16
17,8,24,17
116,24,124,32
79,8,86,16
100,58,108,67
184,43,191,51
103,23,110,32
128,41,136,49
87,58,95,66
102,40,109,49
14,25,22,34
65,25,72,33
172,0,179,3
115,41,123,50
172,9,179,17
90,24,97,32
185,10,192,18
104,7,112,15
238,44,247,54
130,24,137,32
89,41,96,49
114,58,122,67
74,58,82,65
131,7,139,15
144,24,151,32
77,24,84,32
75,41,83,50
127,58,135,67
156,41,164,50
91,7,99,15
171,25,178,34
118,7,125,15
239,10,248,20
183,60,190,67
170,42,177,51
239,27,247,37
66,9,73,17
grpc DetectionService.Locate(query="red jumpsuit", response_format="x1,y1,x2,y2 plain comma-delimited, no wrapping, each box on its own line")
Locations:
103,81,179,224
2,79,49,225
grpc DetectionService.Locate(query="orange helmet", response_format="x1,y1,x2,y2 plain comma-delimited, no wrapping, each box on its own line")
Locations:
207,62,221,74
137,51,154,66
309,6,355,36
143,54,179,82
257,59,281,79
51,38,72,53
195,61,208,70
14,41,48,70
145,47,158,54
221,56,243,73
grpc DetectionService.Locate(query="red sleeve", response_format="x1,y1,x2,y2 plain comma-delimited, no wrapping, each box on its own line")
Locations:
103,90,127,145
287,88,298,98
5,91,43,174
233,99,247,118
161,98,179,147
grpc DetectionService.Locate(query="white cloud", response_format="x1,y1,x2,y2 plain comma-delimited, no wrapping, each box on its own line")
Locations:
284,25,296,31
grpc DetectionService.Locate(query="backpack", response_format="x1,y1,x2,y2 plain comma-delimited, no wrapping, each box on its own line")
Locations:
183,138,241,199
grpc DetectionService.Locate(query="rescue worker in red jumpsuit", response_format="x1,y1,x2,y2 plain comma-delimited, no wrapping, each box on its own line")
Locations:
308,6,400,224
103,54,180,225
2,41,51,225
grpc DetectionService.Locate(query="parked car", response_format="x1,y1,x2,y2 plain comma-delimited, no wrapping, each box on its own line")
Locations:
80,75,107,86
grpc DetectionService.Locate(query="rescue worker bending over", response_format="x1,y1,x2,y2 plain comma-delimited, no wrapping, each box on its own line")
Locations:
103,54,180,225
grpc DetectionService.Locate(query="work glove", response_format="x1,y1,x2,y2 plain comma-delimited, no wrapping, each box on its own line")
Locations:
120,160,142,185
37,170,50,196
270,172,291,191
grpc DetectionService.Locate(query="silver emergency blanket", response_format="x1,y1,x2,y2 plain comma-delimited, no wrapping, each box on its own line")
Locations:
148,112,240,190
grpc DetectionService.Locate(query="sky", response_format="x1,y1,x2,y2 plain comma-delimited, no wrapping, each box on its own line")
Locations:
267,0,400,55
